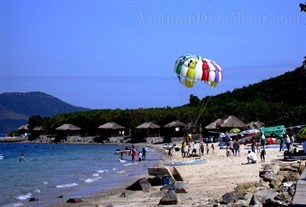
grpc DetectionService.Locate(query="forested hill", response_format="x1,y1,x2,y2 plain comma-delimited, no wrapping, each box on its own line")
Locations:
0,91,90,117
0,92,90,134
197,65,306,126
215,66,306,106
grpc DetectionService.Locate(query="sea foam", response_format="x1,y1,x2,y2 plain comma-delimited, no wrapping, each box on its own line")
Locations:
16,193,32,200
56,183,78,188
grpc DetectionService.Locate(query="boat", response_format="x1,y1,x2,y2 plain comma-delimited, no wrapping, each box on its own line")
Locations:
219,129,260,144
164,159,206,166
114,149,130,155
0,154,4,160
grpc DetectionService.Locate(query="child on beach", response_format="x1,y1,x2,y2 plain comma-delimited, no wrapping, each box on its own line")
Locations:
211,143,214,154
260,147,266,162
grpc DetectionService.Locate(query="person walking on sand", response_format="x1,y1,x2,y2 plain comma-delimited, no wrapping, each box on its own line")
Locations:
211,143,215,154
206,143,209,155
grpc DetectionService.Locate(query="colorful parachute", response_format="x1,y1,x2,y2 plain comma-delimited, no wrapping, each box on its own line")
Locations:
174,54,222,88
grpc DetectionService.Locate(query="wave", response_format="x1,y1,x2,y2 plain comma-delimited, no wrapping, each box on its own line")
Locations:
84,177,101,183
1,202,24,207
16,192,32,200
56,183,78,188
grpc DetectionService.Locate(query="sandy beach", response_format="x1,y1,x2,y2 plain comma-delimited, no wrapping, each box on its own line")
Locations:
50,141,288,207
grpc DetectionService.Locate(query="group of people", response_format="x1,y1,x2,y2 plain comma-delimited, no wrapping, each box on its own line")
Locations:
119,145,147,162
279,131,295,152
180,139,215,158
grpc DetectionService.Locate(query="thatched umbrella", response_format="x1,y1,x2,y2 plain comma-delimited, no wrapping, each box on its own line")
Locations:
56,124,81,136
136,122,160,137
205,119,224,130
98,122,125,137
98,122,125,130
220,115,246,128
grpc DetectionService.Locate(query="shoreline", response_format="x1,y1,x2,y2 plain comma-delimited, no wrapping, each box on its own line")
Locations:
50,143,168,207
50,142,302,207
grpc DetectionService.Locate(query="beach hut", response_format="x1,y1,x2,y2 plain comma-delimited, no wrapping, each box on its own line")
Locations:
17,124,31,137
220,115,246,129
136,122,161,137
32,126,47,135
56,123,81,136
164,120,187,139
98,122,125,137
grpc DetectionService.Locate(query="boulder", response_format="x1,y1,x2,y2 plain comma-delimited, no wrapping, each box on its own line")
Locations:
66,198,83,203
29,197,39,202
159,190,178,205
250,189,277,206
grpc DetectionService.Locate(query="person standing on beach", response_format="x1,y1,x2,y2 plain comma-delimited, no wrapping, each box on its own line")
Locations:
226,143,231,157
285,133,291,151
260,146,266,162
200,141,205,156
233,140,240,156
206,143,209,155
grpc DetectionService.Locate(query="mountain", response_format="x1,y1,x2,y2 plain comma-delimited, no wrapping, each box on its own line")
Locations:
0,92,91,135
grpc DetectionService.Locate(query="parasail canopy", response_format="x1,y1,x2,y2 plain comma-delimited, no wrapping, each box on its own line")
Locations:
174,54,222,88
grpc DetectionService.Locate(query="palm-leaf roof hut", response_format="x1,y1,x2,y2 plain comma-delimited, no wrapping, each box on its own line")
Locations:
98,122,125,137
136,122,160,137
32,126,47,135
56,123,81,136
164,120,187,139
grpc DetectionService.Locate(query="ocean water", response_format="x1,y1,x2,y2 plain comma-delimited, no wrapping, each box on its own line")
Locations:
0,143,163,207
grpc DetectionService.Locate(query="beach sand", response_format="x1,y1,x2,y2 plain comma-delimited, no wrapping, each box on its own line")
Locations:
53,143,285,207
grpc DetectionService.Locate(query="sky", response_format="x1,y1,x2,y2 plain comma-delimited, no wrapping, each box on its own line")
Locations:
0,0,305,109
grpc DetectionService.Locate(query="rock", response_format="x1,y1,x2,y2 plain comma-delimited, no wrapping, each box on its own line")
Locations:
29,197,39,202
262,172,278,182
221,191,236,204
139,178,152,192
159,190,178,205
250,189,277,206
233,199,248,207
66,198,83,203
263,198,288,207
281,166,299,172
235,182,257,191
263,163,280,174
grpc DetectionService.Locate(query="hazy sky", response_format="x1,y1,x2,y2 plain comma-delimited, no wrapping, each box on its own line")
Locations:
1,0,305,109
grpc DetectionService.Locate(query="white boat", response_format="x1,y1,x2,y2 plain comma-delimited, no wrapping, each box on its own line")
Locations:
0,154,4,160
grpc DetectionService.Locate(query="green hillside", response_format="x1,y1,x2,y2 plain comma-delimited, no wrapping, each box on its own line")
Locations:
25,65,306,139
0,92,90,134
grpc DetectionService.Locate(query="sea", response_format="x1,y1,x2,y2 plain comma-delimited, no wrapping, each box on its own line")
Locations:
0,142,163,207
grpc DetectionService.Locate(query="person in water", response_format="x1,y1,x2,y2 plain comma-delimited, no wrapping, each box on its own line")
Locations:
19,153,25,162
